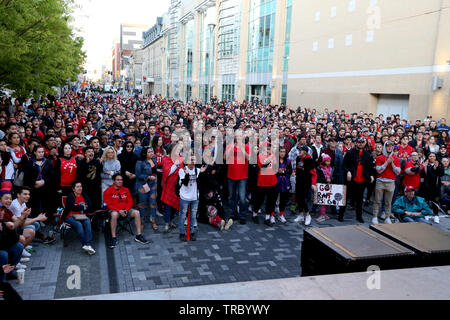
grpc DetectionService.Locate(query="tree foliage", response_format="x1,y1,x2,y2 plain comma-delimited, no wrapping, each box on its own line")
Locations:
0,0,86,98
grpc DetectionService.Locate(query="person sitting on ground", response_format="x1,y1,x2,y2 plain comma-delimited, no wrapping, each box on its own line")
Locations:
198,188,232,231
391,186,434,225
103,174,149,248
62,181,96,255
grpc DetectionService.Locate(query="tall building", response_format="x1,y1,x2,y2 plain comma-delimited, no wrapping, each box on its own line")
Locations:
145,0,450,120
111,40,120,83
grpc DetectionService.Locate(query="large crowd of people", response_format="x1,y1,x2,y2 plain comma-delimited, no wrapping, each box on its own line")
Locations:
1,90,449,299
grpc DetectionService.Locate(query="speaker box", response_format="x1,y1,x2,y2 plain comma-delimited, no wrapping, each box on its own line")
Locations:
370,222,450,267
301,225,418,276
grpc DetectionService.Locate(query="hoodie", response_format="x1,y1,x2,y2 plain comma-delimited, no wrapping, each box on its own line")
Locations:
375,141,401,182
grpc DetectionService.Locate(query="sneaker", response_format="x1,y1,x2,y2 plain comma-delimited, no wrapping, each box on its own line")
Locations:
264,219,272,227
22,250,31,257
279,215,287,223
305,215,311,226
16,263,27,269
224,219,233,231
109,237,118,249
338,215,344,222
25,245,33,250
135,234,150,245
385,218,392,224
20,257,30,263
372,217,379,225
220,220,226,231
184,217,187,226
156,210,163,217
190,233,197,241
179,233,186,241
43,235,56,244
25,248,36,254
169,222,177,229
82,245,90,253
86,246,96,255
270,216,276,224
316,216,326,222
294,215,304,223
380,212,386,220
434,216,440,224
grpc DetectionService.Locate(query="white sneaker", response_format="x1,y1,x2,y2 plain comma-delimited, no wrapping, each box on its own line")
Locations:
380,212,386,220
385,218,392,224
86,246,96,255
434,216,440,224
220,220,226,231
372,217,379,225
82,245,90,253
16,263,27,269
294,215,304,223
156,210,163,217
25,245,33,250
22,250,31,257
20,257,30,263
270,216,276,224
184,217,187,226
279,215,287,223
305,215,311,226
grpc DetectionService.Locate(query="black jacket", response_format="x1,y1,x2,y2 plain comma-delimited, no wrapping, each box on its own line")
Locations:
63,192,93,220
343,148,374,183
23,157,55,191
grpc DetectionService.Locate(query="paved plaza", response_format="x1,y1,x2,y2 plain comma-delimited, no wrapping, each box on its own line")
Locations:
10,203,450,300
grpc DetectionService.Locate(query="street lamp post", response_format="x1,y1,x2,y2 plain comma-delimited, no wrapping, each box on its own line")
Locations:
207,23,216,103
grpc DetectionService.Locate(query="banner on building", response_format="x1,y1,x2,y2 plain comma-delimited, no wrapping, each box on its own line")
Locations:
314,184,347,206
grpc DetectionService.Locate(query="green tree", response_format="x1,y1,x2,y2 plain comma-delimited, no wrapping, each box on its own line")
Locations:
0,0,86,99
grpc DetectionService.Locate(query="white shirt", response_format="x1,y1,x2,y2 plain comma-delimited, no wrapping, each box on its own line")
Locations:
10,198,27,218
178,167,200,201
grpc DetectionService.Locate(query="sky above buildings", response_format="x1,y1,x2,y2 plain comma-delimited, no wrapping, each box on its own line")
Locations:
72,0,170,75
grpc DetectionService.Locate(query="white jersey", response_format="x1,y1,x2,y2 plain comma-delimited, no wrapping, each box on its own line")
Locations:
178,167,200,201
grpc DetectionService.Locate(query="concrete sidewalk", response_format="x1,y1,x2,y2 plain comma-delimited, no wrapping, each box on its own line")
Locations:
68,265,450,300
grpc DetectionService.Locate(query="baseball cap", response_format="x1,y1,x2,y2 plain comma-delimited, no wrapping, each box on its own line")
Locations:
299,145,309,152
0,181,12,192
404,186,415,192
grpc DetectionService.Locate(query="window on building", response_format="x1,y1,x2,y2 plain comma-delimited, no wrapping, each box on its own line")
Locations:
348,0,356,12
328,38,334,49
366,30,375,42
345,34,353,46
281,85,287,105
315,11,320,21
283,0,292,71
313,41,318,51
222,84,235,102
331,6,337,17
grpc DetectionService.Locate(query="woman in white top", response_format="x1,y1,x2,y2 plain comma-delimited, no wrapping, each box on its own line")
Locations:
100,146,121,195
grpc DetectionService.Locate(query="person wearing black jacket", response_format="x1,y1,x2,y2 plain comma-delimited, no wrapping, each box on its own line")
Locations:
342,137,375,223
118,141,139,197
421,152,444,223
23,145,55,219
63,181,95,255
76,146,102,211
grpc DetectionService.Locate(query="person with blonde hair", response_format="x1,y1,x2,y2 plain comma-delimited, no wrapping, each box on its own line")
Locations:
100,146,121,195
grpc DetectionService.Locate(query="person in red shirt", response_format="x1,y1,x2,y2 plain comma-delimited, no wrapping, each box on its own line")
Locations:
55,143,78,197
398,135,415,161
104,174,149,249
362,128,375,151
225,130,250,224
68,135,85,159
373,141,401,224
251,142,278,226
403,151,423,190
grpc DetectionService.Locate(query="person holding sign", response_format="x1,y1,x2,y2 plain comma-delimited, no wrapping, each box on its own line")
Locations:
315,154,333,222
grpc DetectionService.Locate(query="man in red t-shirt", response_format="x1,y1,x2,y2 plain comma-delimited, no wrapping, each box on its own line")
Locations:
225,130,250,224
398,135,415,161
373,141,401,224
103,174,149,248
403,151,423,190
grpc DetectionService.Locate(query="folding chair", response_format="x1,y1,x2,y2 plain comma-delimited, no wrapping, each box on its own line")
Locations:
104,210,134,236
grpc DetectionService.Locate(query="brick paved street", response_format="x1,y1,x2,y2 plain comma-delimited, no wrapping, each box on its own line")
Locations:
9,203,450,300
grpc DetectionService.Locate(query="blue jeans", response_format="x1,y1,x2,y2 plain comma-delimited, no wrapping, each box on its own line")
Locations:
137,187,157,221
0,242,24,282
179,199,199,235
164,204,178,227
228,178,248,220
402,216,432,225
65,216,93,246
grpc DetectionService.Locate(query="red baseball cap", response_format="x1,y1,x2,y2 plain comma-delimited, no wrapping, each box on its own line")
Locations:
0,181,12,192
404,186,415,192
